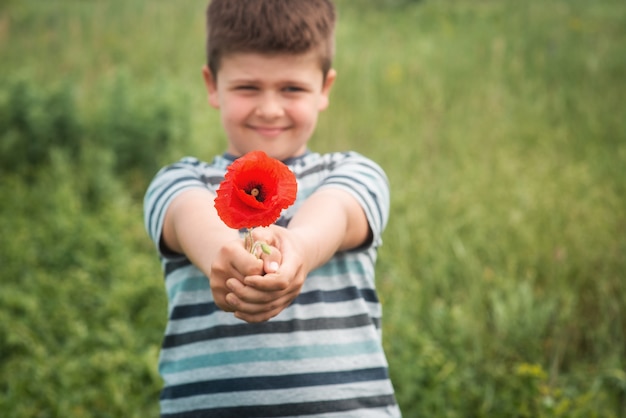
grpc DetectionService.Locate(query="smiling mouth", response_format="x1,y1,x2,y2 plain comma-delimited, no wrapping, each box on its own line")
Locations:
251,126,288,137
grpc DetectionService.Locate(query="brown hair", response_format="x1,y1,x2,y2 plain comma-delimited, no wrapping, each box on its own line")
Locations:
206,0,336,79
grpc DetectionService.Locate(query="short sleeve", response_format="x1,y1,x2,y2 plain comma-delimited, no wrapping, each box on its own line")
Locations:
143,157,225,256
316,152,390,248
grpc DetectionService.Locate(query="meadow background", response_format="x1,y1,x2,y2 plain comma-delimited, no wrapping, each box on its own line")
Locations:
1,0,625,416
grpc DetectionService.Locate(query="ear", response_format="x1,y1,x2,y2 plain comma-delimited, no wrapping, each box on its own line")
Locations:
318,68,337,111
202,65,220,109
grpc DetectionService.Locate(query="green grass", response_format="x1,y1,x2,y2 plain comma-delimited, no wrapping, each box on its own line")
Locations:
1,0,625,416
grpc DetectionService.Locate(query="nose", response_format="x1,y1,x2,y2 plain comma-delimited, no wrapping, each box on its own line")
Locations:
255,92,284,119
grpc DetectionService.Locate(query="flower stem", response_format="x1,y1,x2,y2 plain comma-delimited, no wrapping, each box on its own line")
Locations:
246,228,271,257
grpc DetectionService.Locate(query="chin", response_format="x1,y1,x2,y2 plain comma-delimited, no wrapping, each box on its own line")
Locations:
231,142,306,161
251,148,300,161
263,150,291,161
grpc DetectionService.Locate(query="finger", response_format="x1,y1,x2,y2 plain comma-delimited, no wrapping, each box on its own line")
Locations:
243,273,290,291
235,308,283,323
230,251,264,277
234,289,301,323
214,287,237,312
227,278,279,303
226,291,275,316
221,299,237,313
212,240,259,279
251,226,278,246
259,246,282,274
224,292,240,310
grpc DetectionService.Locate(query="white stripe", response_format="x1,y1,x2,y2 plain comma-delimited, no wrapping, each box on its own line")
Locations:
162,352,389,385
160,325,381,362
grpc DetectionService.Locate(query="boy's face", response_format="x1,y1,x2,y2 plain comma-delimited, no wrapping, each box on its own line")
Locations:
203,51,336,161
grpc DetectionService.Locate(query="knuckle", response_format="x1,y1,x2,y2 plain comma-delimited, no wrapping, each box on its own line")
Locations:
276,278,289,289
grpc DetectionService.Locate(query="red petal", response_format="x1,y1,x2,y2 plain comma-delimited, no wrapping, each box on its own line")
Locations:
214,151,297,229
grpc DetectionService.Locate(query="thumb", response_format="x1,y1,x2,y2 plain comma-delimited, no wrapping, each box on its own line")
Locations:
251,226,277,245
251,226,284,274
260,245,282,274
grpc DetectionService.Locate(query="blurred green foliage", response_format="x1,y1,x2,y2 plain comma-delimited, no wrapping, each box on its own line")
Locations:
1,0,625,417
0,78,81,176
0,75,177,415
0,171,164,416
0,73,189,195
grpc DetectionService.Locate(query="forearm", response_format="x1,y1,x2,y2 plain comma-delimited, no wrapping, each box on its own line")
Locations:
287,188,369,272
162,188,239,274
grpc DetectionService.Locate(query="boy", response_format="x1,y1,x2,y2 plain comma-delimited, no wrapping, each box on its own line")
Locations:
144,0,401,416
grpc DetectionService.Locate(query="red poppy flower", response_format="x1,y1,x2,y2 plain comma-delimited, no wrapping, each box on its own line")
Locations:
214,151,297,230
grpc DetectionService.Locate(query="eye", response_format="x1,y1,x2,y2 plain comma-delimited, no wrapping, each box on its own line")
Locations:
283,85,306,93
235,85,258,91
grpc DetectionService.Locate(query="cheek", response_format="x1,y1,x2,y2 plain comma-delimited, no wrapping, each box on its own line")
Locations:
290,102,318,129
222,98,249,124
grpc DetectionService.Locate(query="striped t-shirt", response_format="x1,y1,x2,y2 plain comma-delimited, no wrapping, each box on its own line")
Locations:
144,150,401,418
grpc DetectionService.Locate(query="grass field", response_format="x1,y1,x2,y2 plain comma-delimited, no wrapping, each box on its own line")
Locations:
1,0,625,416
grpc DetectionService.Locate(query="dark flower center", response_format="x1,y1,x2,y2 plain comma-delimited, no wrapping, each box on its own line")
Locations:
245,184,265,202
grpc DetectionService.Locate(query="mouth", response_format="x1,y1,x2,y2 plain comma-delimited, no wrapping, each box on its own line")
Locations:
250,125,288,138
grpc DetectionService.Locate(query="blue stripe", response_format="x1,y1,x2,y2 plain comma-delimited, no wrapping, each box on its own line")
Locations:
167,275,210,301
160,339,381,374
169,286,378,321
170,300,219,320
162,314,377,348
161,394,398,418
296,158,335,178
296,286,378,305
160,367,389,399
200,174,223,186
164,258,191,276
